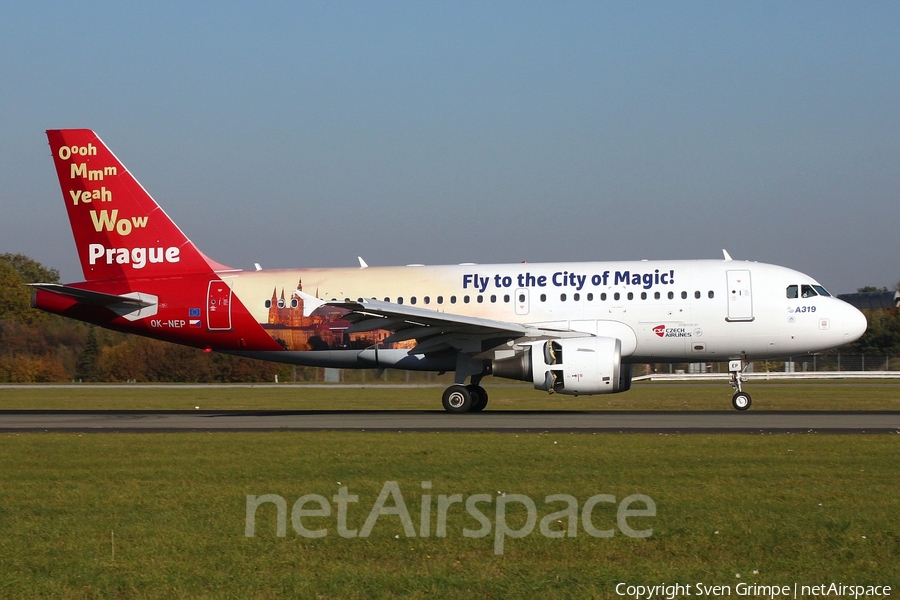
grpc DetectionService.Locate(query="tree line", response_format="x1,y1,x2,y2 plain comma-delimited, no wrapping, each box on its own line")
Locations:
0,254,291,383
1,253,899,382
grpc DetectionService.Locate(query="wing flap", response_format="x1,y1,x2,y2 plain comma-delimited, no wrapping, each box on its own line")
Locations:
301,296,536,352
300,295,599,357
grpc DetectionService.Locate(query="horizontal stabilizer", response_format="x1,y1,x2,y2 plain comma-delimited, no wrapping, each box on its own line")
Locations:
28,283,158,321
28,283,152,307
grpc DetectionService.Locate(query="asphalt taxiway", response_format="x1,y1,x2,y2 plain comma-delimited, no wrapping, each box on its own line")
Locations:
1,410,898,433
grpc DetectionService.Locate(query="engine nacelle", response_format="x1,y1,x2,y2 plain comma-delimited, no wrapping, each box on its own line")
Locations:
491,336,632,395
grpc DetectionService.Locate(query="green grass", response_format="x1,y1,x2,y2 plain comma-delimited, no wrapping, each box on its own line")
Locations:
0,383,898,597
0,432,898,598
1,380,899,410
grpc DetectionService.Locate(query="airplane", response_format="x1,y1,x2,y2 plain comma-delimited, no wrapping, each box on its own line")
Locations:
30,129,868,412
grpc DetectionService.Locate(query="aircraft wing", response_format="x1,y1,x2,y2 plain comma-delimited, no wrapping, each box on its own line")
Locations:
296,291,575,356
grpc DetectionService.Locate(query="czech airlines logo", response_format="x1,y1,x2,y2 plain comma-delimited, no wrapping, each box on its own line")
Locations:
652,324,692,339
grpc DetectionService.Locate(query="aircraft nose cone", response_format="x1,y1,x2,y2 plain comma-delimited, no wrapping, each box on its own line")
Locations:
843,304,868,343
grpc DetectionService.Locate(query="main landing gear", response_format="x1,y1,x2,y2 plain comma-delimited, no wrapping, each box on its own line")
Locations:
442,356,489,413
441,384,489,413
729,359,751,411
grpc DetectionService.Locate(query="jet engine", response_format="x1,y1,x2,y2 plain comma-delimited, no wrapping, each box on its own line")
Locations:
491,337,632,395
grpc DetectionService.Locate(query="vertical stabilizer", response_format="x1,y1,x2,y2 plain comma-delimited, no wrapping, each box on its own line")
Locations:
47,129,216,281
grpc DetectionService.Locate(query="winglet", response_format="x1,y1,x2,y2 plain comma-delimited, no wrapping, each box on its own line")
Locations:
296,290,327,317
358,256,369,269
722,249,733,261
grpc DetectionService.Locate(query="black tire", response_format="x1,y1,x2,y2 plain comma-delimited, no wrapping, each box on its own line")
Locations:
467,385,489,411
732,391,752,411
442,385,473,413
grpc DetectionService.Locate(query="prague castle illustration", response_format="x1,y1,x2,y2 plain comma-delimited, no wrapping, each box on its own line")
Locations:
261,280,404,351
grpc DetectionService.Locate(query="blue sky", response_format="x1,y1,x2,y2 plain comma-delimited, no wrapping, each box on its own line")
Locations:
1,1,898,292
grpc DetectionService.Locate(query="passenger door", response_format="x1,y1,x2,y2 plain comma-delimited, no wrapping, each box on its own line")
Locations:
726,270,753,321
207,280,233,331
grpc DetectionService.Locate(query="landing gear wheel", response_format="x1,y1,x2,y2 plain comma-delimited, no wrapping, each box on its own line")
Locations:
732,391,752,411
467,385,489,412
442,385,473,413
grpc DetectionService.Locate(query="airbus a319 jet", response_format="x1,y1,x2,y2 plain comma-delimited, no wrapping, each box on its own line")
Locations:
30,130,867,412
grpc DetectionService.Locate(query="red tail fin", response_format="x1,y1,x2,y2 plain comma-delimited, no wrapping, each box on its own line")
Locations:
47,129,222,281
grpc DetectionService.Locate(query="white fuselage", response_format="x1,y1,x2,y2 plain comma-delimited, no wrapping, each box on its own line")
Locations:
225,259,866,364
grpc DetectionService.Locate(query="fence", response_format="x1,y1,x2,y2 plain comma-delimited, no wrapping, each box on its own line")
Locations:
297,355,900,384
640,354,900,378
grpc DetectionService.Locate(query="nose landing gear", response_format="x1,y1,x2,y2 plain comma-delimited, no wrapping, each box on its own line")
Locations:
729,359,752,411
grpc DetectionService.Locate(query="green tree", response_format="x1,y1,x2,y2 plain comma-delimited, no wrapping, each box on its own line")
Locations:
75,327,101,382
0,261,32,322
0,254,60,325
845,309,900,355
837,282,900,356
0,253,60,284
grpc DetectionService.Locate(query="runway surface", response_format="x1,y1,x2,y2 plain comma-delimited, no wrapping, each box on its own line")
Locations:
1,410,899,433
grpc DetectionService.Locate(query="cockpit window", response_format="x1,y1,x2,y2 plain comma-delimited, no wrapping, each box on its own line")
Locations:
789,284,831,299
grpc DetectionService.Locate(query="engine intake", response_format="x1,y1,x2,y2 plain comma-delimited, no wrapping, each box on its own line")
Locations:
491,336,632,395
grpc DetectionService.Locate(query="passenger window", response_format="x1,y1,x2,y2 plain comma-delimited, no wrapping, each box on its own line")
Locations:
518,293,525,303
786,285,798,299
410,297,417,305
397,297,404,304
561,293,567,302
464,296,470,304
504,294,510,303
694,291,701,299
574,293,580,301
613,292,620,301
265,299,271,308
424,296,430,304
655,292,661,300
490,295,496,303
708,291,715,299
681,291,687,300
540,294,547,302
627,292,634,301
640,292,647,300
477,295,483,303
587,293,594,301
602,293,608,301
437,296,443,304
667,291,674,300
